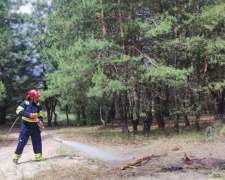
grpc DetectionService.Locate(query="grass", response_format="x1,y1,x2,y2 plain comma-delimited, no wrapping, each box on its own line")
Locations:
28,133,225,180
20,167,25,180
51,124,210,146
49,164,57,173
0,171,6,180
199,168,208,175
56,145,68,155
28,163,112,180
210,167,221,178
0,134,4,142
5,115,225,180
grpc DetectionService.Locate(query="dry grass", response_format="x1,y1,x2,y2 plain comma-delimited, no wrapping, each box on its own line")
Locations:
23,115,225,180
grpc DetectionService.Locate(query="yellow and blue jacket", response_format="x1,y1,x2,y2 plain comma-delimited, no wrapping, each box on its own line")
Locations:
16,100,43,126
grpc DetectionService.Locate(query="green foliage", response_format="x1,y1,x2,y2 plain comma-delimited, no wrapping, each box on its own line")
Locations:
143,65,193,83
207,38,225,65
21,0,225,130
0,81,6,101
201,3,225,31
139,15,174,38
180,35,205,52
205,122,225,137
219,126,225,136
0,0,45,124
212,80,225,91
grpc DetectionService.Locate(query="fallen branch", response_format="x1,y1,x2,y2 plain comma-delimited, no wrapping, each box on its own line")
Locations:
120,153,167,170
183,152,193,165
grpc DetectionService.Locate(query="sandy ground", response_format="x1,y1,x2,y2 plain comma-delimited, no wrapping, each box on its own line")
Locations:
1,127,225,180
0,128,85,180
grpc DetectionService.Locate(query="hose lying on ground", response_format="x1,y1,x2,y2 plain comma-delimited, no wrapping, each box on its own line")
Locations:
0,117,20,150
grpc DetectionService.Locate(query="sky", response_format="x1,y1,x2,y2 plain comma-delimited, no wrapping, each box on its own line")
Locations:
11,0,51,14
10,1,34,15
18,2,33,14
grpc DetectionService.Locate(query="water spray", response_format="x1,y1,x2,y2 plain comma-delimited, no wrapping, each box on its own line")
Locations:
63,140,124,162
1,118,124,163
39,125,125,162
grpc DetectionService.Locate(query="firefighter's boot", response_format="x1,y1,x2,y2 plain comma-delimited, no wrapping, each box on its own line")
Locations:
35,153,42,161
13,153,21,164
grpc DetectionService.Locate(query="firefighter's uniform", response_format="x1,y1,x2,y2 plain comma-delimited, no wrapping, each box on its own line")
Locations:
13,99,43,162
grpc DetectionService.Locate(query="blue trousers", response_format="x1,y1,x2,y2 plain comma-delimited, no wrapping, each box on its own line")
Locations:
15,121,42,155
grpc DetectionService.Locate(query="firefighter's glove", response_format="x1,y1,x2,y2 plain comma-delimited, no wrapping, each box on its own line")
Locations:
29,114,38,120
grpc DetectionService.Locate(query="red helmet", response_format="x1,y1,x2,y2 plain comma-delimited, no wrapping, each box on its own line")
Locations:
27,89,40,98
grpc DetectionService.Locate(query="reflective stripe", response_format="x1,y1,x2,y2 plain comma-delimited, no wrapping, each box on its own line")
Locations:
38,110,43,117
31,113,38,116
22,116,37,123
25,100,40,106
35,153,42,161
16,106,25,114
13,153,21,160
18,100,43,122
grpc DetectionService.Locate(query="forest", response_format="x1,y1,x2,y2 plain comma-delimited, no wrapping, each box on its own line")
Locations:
0,0,225,133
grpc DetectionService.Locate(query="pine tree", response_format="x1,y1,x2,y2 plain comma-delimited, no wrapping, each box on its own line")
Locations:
0,1,39,124
29,0,225,132
0,1,15,124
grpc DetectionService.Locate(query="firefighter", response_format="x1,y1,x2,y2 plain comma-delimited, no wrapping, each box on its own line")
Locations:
13,89,44,164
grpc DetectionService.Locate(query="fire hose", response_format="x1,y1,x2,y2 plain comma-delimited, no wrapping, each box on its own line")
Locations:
0,116,20,150
39,123,62,142
0,117,61,150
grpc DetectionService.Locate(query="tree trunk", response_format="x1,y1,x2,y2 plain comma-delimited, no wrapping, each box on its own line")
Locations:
66,105,69,125
154,90,164,129
218,89,224,121
117,0,129,133
45,98,52,126
220,89,225,123
106,108,111,123
100,105,106,126
132,82,139,132
143,83,152,132
173,0,179,133
48,97,58,126
122,90,128,126
0,98,7,125
115,91,129,133
204,51,219,121
76,109,81,122
81,105,87,125
129,0,140,133
110,100,115,127
0,65,7,125
100,0,107,36
159,0,163,13
42,67,57,126
162,86,170,120
53,111,58,125
118,0,126,55
195,51,201,130
183,56,190,126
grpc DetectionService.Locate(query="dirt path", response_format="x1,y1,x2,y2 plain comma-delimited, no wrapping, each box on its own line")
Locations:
0,128,86,180
1,127,225,180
